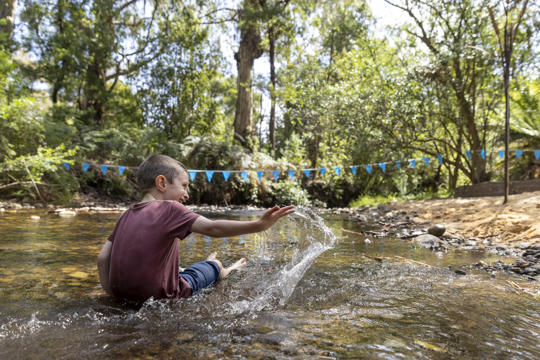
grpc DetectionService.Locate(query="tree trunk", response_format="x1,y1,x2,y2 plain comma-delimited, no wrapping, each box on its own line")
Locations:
234,0,263,149
0,0,16,51
268,25,276,155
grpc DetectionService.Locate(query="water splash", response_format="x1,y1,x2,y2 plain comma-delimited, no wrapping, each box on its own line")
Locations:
227,207,336,313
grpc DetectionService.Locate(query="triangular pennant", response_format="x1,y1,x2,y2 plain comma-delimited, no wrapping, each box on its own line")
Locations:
256,171,264,180
205,171,214,182
395,161,401,169
188,171,197,181
63,162,70,171
515,150,523,160
409,159,416,169
303,169,312,178
320,168,326,176
423,157,430,166
534,150,540,160
100,165,108,175
365,164,372,174
222,171,231,182
498,150,505,159
288,170,295,180
334,167,341,176
82,162,91,173
118,166,126,176
378,163,386,173
466,151,472,160
350,166,357,175
272,170,280,181
241,171,248,181
480,150,486,160
437,155,443,164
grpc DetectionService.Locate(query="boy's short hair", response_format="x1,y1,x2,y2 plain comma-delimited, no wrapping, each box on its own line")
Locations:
136,155,188,192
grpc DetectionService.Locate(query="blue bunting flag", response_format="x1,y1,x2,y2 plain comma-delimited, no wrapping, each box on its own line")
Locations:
222,171,231,182
303,169,312,178
350,166,357,175
534,150,540,160
82,162,91,173
395,161,401,169
63,162,70,171
481,150,486,160
100,165,108,175
498,150,505,159
365,164,372,174
188,171,197,181
466,151,472,160
423,157,430,166
320,168,326,176
378,163,386,173
272,170,280,181
118,166,126,176
515,150,523,160
288,170,295,180
334,167,341,176
241,171,248,181
257,171,264,180
206,171,214,182
409,159,416,169
437,155,443,164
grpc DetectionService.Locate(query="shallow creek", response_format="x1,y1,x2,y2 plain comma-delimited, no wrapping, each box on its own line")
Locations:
0,208,539,359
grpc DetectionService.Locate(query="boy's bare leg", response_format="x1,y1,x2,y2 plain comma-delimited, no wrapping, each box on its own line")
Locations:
207,252,247,279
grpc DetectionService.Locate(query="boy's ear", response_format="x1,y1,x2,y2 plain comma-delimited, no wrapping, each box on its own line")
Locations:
154,175,167,192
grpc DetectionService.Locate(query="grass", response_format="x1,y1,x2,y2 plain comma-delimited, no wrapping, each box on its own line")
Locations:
348,190,451,208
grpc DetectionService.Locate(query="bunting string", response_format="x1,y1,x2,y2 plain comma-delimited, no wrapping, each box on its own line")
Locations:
57,149,540,182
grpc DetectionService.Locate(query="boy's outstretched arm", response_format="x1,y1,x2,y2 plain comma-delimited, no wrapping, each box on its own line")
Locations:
190,205,295,238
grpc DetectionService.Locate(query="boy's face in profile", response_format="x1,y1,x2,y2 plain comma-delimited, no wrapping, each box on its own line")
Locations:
161,168,190,203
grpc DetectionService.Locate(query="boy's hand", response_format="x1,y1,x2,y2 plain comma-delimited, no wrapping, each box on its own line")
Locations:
258,205,296,231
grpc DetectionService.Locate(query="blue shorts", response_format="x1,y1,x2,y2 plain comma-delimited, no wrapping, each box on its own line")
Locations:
180,260,221,295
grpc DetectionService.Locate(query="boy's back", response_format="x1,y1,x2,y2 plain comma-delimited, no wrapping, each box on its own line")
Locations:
108,200,199,302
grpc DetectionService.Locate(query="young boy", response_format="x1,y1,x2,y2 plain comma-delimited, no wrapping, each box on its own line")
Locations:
97,154,295,303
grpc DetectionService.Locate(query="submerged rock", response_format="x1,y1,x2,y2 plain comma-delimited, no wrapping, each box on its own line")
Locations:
414,234,442,250
428,224,446,237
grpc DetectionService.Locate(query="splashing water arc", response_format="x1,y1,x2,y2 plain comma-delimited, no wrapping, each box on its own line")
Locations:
227,207,337,314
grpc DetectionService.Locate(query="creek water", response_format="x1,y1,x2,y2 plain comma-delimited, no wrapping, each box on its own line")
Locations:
0,207,539,359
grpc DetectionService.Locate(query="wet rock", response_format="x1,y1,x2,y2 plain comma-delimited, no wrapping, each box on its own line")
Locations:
9,203,22,210
454,270,467,276
414,234,442,249
428,224,446,237
257,333,286,346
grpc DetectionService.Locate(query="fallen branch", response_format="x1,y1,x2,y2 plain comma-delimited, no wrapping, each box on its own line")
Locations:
341,228,365,236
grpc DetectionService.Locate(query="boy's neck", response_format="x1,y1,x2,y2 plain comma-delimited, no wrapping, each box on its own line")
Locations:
140,192,160,203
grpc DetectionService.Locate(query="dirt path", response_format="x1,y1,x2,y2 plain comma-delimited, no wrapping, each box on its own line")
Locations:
386,191,540,247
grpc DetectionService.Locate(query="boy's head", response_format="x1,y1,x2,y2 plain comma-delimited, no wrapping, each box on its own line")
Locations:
136,155,190,202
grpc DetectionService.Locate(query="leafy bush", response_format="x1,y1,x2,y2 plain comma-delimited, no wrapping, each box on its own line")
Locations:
270,181,311,206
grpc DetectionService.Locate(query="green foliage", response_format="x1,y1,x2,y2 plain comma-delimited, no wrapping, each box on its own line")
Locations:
1,0,538,205
270,180,311,206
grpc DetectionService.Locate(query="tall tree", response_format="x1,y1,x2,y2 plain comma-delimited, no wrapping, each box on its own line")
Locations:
233,0,264,149
488,0,530,203
0,0,17,51
384,0,501,184
20,0,167,128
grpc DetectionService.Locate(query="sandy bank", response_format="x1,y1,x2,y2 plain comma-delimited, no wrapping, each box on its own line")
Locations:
386,191,540,247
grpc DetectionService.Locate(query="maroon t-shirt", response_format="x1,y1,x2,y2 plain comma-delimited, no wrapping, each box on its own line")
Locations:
108,200,199,302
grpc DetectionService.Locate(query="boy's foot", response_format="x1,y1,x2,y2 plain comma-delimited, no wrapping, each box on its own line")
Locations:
207,252,217,261
220,258,247,278
228,258,247,272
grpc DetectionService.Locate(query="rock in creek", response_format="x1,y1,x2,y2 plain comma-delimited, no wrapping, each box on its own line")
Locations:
414,234,443,250
427,224,446,237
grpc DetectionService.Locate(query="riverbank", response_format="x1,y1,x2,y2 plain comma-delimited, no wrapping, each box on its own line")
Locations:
342,191,540,279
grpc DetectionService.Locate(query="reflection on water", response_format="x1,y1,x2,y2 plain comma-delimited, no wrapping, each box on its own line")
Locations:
0,208,539,359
